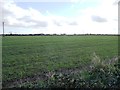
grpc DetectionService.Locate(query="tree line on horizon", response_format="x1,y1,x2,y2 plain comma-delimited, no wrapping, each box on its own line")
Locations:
0,33,119,36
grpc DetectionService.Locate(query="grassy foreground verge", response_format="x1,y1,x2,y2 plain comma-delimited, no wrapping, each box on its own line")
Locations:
18,56,120,88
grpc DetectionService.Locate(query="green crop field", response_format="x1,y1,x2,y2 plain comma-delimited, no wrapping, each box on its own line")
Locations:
2,36,119,88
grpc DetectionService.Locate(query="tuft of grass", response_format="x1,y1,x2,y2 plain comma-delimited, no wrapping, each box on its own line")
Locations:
42,57,120,88
9,53,120,88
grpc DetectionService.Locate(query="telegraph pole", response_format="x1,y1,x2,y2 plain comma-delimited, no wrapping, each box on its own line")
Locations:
2,22,4,37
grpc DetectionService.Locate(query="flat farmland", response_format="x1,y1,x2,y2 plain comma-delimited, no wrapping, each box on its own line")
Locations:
2,36,118,87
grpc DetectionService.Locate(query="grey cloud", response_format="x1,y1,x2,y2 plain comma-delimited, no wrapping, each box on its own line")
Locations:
53,20,78,26
3,19,27,27
3,3,48,28
4,15,48,28
33,21,48,27
91,15,107,22
113,18,118,21
18,16,31,22
3,8,14,17
68,21,78,25
113,0,120,5
19,16,48,27
5,17,48,28
53,20,62,26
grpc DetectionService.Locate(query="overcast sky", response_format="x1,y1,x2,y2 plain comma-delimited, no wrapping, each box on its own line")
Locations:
0,0,119,34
